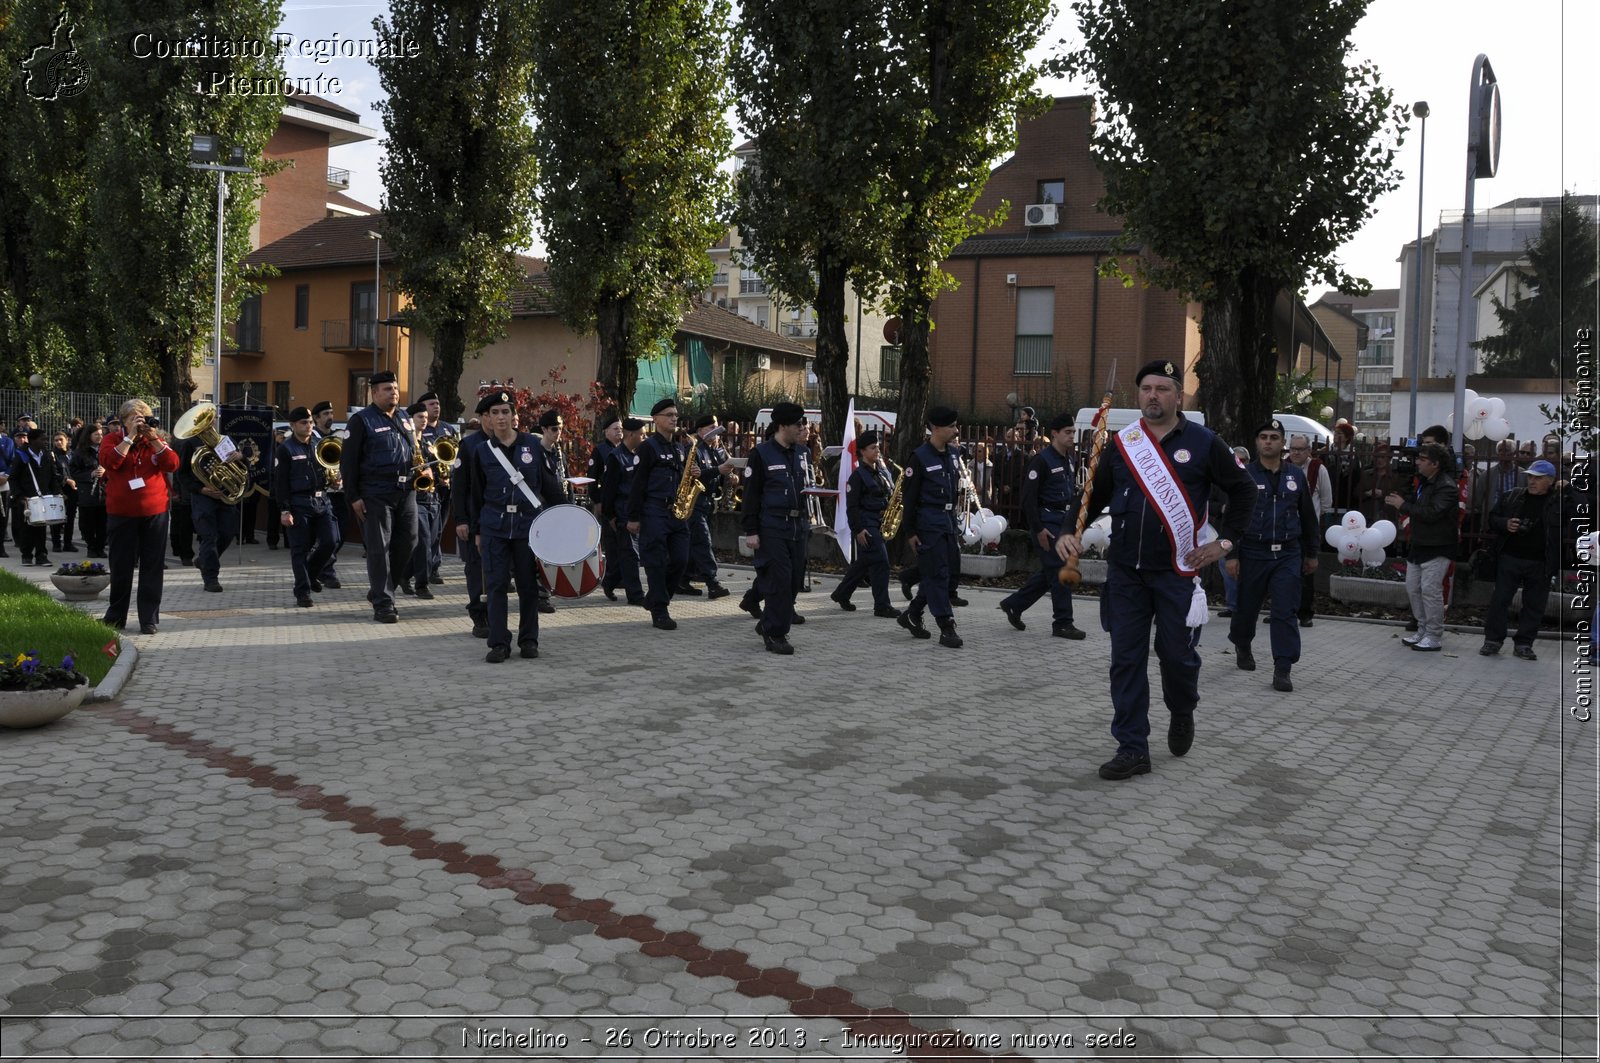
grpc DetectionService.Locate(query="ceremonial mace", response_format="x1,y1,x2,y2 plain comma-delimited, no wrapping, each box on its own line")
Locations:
1059,360,1116,587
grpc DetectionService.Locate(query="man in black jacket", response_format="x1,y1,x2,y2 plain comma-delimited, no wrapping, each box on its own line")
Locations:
1479,459,1565,661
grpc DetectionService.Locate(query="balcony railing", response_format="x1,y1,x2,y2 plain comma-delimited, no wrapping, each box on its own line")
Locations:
327,166,350,189
322,319,380,353
739,278,767,295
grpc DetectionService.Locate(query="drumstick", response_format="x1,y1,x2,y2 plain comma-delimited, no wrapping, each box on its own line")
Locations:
1060,360,1116,587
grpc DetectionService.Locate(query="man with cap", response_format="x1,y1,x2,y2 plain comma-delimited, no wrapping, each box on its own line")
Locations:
742,401,813,653
627,397,691,630
340,370,419,623
999,411,1085,639
1478,458,1566,661
1055,360,1254,780
829,429,902,618
532,408,569,613
448,413,491,637
418,391,455,582
461,390,564,661
588,413,624,599
685,413,735,599
402,401,442,600
1226,419,1319,692
309,400,347,589
601,417,648,605
7,426,60,566
176,419,244,593
273,407,338,608
898,405,966,648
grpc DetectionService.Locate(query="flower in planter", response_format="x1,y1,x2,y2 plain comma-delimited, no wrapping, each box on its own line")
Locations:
1,650,87,692
55,561,108,576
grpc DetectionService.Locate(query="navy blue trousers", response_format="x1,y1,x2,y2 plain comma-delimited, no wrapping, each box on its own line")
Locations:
411,498,440,586
688,504,718,583
756,534,807,638
190,494,239,584
286,502,337,599
1000,522,1075,626
360,489,418,612
835,527,891,609
1102,562,1202,758
1229,550,1303,669
639,510,688,614
458,532,486,625
482,533,538,649
908,528,959,621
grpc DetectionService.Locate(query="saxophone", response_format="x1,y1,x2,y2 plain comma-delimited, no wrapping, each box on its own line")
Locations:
670,440,703,520
879,462,906,539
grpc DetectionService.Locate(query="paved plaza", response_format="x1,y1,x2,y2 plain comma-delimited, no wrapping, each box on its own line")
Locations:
1,543,1595,1060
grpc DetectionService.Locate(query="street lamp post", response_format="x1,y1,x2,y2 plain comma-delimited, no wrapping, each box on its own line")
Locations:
1407,101,1429,441
366,230,383,380
1452,56,1501,467
188,135,253,405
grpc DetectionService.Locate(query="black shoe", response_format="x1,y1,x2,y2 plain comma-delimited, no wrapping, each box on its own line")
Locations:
626,596,647,607
268,543,279,551
1235,644,1256,671
950,594,969,607
1168,716,1194,757
831,593,857,611
242,538,258,545
789,613,806,625
431,570,444,583
310,579,323,592
416,583,435,600
652,613,677,631
938,625,963,649
401,581,415,596
520,642,539,659
1478,642,1501,656
706,582,730,601
1052,623,1086,640
101,615,126,630
1218,608,1233,618
295,596,313,608
1298,617,1313,628
1272,669,1294,692
485,645,510,663
675,583,704,596
538,599,555,614
322,577,342,589
471,622,489,639
763,633,794,655
1514,645,1538,661
874,606,903,619
204,581,223,593
139,623,158,635
182,556,195,567
375,610,399,624
898,612,930,639
1000,603,1025,630
1098,751,1151,780
740,596,762,619
603,585,618,601
900,577,915,601
62,544,78,553
88,550,105,558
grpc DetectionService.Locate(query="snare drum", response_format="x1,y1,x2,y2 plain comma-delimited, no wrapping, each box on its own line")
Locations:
527,503,605,599
25,494,67,526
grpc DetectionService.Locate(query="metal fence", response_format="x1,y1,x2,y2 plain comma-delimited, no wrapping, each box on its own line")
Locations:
0,388,177,435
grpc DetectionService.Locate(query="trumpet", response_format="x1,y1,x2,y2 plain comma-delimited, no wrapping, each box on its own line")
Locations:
432,437,457,487
314,435,342,471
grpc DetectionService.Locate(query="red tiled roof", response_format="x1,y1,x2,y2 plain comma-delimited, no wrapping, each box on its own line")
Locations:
679,301,812,358
245,214,388,271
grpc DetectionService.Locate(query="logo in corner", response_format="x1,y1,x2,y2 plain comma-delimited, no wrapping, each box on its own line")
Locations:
22,10,89,101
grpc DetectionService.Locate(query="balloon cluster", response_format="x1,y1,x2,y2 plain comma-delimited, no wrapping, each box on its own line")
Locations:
1080,515,1112,555
961,508,1009,547
1446,390,1512,442
1325,510,1396,568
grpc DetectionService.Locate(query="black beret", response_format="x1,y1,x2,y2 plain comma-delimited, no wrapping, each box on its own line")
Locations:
287,406,312,422
1255,418,1285,436
538,409,562,429
417,391,439,404
405,401,427,416
693,413,718,431
650,397,678,415
370,370,397,386
1134,359,1182,386
771,402,804,426
858,430,881,447
927,405,959,428
1046,411,1074,432
597,412,621,430
475,391,514,415
310,400,334,416
621,417,646,432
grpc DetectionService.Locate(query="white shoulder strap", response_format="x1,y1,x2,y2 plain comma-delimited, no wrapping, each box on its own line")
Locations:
486,440,542,513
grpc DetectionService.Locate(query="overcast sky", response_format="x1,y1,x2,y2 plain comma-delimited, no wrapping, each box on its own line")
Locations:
281,0,1597,300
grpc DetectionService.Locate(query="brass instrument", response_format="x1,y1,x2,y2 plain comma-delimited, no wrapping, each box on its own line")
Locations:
411,435,437,493
314,435,342,471
432,437,457,487
172,402,252,505
880,463,907,539
670,441,703,520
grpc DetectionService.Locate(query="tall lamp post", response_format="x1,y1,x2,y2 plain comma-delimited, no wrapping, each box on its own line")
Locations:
366,230,383,380
188,135,253,405
1406,101,1429,440
1451,56,1501,467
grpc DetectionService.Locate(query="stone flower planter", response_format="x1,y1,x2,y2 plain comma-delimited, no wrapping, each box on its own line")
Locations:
50,572,110,601
960,553,1007,578
1329,572,1411,609
0,685,89,729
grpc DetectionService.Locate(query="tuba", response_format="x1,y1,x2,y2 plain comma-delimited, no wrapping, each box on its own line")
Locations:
173,402,252,504
879,463,907,539
670,441,703,520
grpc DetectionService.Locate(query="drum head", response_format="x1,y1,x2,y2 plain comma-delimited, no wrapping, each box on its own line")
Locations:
527,503,602,565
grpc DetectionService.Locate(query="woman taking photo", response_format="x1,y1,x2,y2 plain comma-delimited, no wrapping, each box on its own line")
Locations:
99,400,180,634
70,423,108,557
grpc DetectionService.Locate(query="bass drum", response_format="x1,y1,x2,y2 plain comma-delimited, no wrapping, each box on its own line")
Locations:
527,503,605,599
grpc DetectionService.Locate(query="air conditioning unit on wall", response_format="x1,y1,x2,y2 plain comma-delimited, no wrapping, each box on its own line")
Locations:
755,354,771,371
1024,203,1059,227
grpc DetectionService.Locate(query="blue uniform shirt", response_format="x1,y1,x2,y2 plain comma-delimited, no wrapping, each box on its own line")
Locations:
741,438,810,541
465,433,562,540
628,433,686,523
1020,446,1077,535
901,441,961,536
272,436,329,511
340,404,416,497
845,460,893,531
1240,460,1320,558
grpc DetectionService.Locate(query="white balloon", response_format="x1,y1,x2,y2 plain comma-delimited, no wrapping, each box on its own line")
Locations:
1370,519,1397,548
1464,388,1479,404
1464,417,1486,441
1484,417,1512,442
988,515,1008,538
1341,510,1368,532
1485,397,1506,419
1446,412,1455,430
1338,538,1362,563
1082,525,1110,551
1325,525,1346,549
1358,527,1385,550
978,507,995,523
1360,546,1387,568
1470,402,1492,422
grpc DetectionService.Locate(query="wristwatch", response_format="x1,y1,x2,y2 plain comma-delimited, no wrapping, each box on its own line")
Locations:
1217,539,1234,553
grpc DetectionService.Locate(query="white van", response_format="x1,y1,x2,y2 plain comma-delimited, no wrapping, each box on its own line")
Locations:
753,407,897,435
1073,407,1206,442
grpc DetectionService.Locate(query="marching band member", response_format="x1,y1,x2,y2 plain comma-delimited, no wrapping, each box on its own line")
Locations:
588,414,623,600
177,423,242,596
534,409,568,614
898,406,965,648
273,407,338,608
339,370,418,624
829,430,902,619
449,417,490,638
310,401,345,589
462,390,563,662
419,391,455,584
403,401,440,600
741,402,812,655
998,411,1085,639
600,417,647,605
627,397,690,631
685,414,734,600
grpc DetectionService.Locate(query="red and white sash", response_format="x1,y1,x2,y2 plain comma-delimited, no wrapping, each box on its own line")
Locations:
1114,420,1201,576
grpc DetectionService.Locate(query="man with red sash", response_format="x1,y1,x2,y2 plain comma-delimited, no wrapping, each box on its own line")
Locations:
1056,360,1254,780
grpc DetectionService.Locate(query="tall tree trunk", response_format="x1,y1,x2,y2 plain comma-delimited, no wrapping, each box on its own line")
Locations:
157,343,195,411
596,294,638,415
1240,274,1279,450
892,290,933,468
1197,269,1279,448
426,319,468,421
813,257,849,445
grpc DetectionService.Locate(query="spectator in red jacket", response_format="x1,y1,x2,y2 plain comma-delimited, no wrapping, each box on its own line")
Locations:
99,399,181,635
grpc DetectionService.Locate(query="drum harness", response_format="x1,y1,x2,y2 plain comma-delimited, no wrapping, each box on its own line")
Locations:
486,443,544,516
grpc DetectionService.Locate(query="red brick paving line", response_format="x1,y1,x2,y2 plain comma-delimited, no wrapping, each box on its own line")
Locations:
96,705,1034,1063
